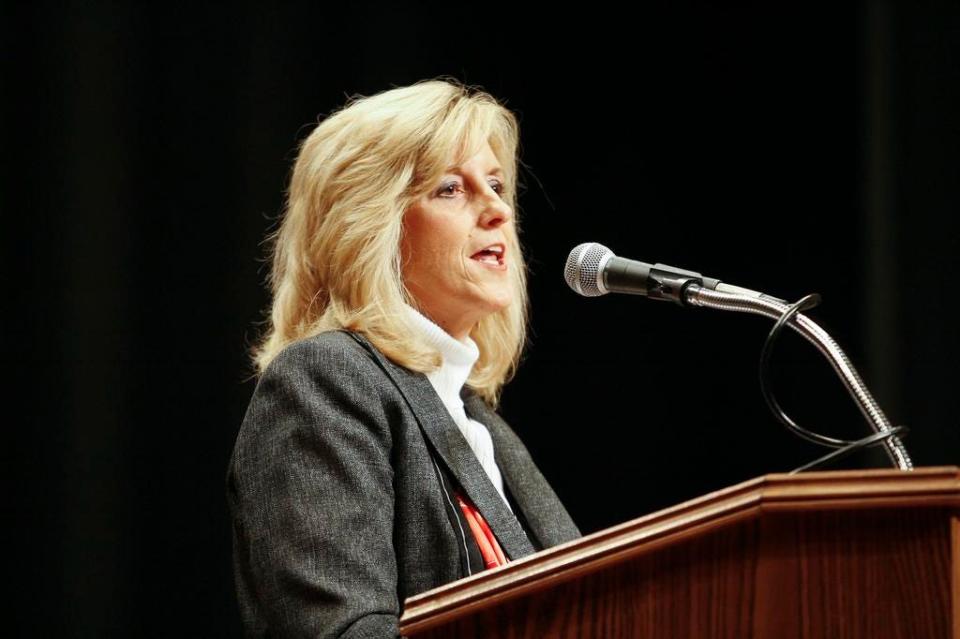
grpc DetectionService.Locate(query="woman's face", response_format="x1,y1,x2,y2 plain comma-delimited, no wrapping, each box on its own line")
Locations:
401,141,514,342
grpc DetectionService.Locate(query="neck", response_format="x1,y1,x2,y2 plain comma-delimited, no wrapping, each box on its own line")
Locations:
411,306,476,344
436,319,473,344
405,305,478,356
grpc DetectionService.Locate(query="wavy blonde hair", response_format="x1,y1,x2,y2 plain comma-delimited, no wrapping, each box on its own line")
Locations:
252,78,528,406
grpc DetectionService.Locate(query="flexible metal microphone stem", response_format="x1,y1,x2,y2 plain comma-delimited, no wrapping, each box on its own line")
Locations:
684,284,913,471
564,243,913,471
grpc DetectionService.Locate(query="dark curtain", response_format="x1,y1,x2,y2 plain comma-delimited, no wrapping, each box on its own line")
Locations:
5,2,957,635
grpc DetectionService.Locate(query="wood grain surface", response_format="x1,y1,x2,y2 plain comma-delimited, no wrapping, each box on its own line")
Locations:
401,467,960,639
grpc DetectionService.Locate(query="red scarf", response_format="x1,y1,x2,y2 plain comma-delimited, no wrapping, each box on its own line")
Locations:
454,492,508,569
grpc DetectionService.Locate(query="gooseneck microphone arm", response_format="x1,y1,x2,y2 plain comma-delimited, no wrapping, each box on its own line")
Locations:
682,283,913,471
564,242,913,472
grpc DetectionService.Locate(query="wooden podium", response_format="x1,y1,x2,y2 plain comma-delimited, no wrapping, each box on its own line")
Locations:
399,467,960,639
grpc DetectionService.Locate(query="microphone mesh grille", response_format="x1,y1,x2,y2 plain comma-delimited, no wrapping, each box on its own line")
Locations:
564,243,611,297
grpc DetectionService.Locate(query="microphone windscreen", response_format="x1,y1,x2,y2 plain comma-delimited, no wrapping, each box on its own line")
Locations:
564,242,613,297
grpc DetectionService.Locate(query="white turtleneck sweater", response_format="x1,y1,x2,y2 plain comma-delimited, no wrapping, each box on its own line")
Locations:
404,306,512,511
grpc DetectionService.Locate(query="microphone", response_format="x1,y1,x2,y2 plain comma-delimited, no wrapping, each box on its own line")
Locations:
563,242,773,304
563,243,913,471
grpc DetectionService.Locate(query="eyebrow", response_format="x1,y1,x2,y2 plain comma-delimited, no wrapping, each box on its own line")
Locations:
445,166,505,177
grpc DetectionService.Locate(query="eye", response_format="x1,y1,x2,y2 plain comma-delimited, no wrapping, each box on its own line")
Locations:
435,177,505,198
436,180,464,198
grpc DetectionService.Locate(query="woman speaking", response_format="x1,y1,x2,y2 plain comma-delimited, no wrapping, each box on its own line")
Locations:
226,79,580,638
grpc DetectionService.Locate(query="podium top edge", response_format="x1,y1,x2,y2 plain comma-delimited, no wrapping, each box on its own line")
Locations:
400,466,960,633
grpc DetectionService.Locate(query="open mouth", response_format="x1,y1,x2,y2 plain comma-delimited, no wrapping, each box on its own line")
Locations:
470,243,506,267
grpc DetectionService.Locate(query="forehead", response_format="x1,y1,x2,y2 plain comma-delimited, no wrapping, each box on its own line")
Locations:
447,141,503,174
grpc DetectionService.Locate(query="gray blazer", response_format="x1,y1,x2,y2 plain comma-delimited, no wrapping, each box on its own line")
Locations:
226,330,580,638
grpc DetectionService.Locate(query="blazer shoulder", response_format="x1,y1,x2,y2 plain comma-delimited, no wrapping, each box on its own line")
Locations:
247,330,403,425
262,330,381,379
232,330,398,481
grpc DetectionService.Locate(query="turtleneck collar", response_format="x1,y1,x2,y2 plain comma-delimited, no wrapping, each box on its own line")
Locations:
404,304,479,406
404,304,514,513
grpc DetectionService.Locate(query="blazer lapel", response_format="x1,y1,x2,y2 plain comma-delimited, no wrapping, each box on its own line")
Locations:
345,332,536,560
463,391,582,549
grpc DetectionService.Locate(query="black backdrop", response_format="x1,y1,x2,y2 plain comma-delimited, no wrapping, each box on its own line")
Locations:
6,2,958,636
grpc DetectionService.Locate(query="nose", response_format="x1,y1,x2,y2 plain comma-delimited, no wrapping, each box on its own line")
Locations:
478,189,513,229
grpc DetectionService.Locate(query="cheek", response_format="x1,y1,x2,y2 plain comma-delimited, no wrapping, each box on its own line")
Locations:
422,223,468,260
402,212,467,278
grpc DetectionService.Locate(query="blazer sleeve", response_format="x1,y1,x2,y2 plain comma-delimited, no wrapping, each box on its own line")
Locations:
226,336,400,638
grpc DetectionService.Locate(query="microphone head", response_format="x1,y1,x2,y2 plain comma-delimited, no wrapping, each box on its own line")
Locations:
564,242,614,297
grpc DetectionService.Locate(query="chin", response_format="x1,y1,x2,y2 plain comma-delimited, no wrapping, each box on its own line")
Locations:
484,295,513,315
465,286,513,321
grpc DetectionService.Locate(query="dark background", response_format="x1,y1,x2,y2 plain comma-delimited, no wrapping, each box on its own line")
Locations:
5,1,958,636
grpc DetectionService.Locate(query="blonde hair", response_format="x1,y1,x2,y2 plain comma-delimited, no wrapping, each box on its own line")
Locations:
252,78,528,406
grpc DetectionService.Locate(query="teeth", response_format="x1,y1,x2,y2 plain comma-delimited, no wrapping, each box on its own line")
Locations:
471,244,505,264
